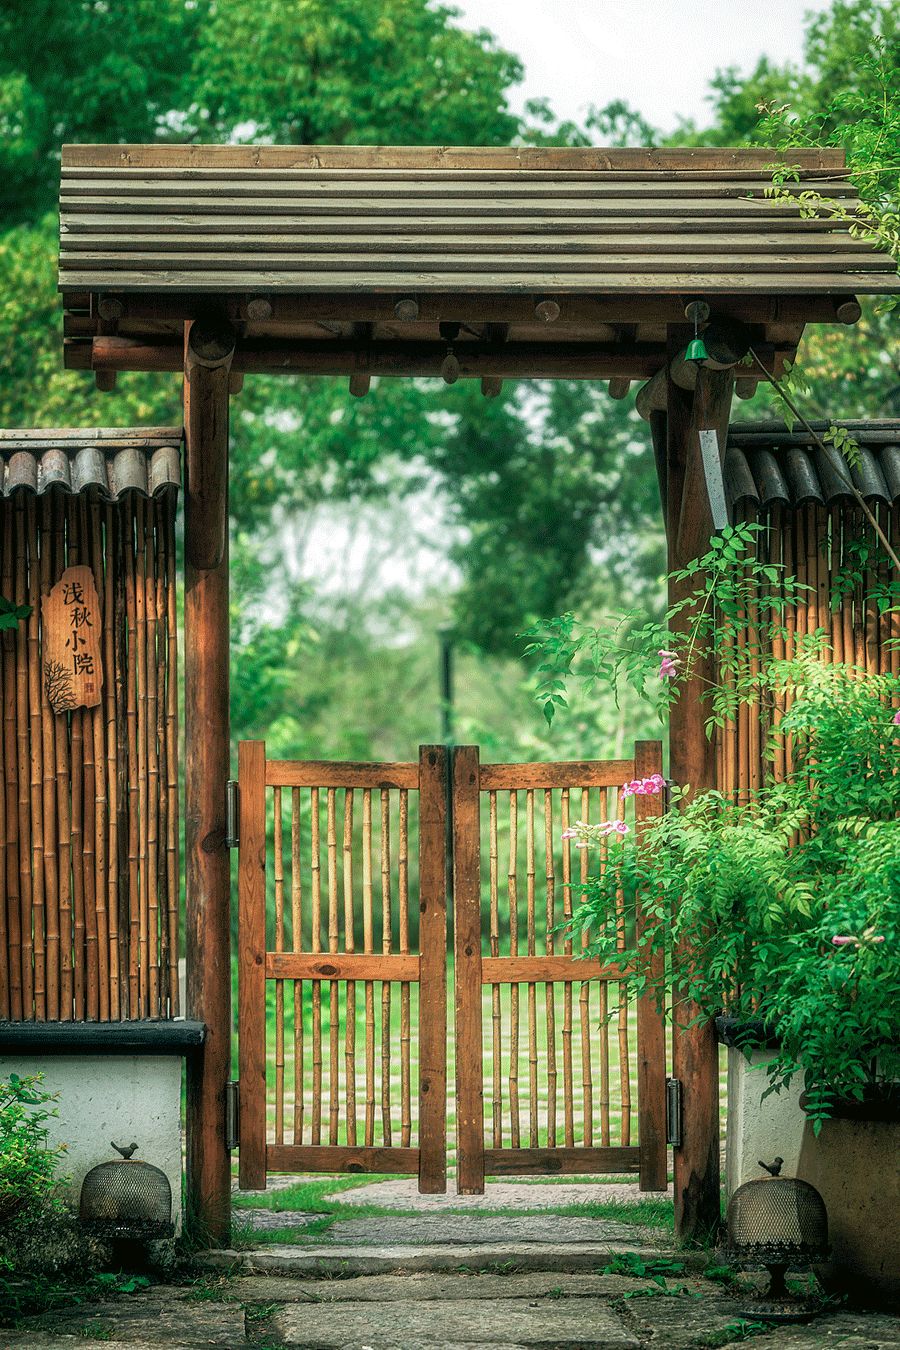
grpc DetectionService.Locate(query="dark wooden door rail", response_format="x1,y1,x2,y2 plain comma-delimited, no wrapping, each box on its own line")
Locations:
237,740,666,1195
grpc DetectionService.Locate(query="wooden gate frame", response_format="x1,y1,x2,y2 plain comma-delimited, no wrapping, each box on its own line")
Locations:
453,742,668,1195
238,742,449,1192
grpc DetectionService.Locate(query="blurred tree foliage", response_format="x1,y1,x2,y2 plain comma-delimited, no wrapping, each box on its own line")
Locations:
0,0,896,761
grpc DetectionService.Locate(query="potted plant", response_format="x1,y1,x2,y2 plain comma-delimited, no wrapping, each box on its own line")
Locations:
565,664,900,1301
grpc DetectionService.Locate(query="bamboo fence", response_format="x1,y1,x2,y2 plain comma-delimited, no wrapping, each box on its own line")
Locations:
717,500,900,798
0,485,179,1021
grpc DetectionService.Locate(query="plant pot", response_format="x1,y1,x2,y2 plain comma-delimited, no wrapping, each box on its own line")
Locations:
723,1040,807,1199
796,1101,900,1307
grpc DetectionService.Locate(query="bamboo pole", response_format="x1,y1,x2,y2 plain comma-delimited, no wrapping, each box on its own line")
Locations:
88,496,109,1020
105,504,120,1019
507,790,520,1148
0,500,9,1020
544,790,557,1149
560,788,574,1148
310,787,323,1146
380,788,392,1146
343,788,356,1148
398,789,411,1149
291,786,303,1144
144,496,160,1016
26,497,45,1019
38,495,59,1020
579,787,593,1147
164,493,179,1015
327,787,339,1145
68,499,87,1021
155,499,169,1016
14,497,34,1017
489,790,502,1147
2,497,22,1020
362,788,375,1147
134,496,149,1016
53,495,73,1019
274,785,285,1145
614,787,631,1146
123,497,140,1015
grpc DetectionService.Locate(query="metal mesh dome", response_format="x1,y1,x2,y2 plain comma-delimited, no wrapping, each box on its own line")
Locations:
80,1156,172,1238
724,1175,828,1268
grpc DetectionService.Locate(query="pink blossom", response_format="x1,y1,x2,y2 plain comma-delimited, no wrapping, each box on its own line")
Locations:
893,709,900,725
832,935,856,946
596,820,629,838
658,651,679,679
561,827,580,840
622,773,666,798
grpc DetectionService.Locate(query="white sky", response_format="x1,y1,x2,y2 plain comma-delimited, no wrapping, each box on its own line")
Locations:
450,0,834,133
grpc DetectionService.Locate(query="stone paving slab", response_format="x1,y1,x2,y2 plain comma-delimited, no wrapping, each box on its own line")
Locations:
202,1241,705,1278
323,1215,670,1247
0,1291,247,1348
325,1177,672,1211
747,1312,900,1348
238,1206,320,1231
271,1295,642,1347
230,1271,668,1303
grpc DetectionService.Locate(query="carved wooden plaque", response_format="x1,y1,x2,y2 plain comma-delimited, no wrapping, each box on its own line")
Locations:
42,565,103,713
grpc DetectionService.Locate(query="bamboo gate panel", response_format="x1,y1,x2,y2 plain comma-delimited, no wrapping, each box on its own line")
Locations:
0,485,179,1022
453,743,668,1195
238,742,448,1191
717,499,900,799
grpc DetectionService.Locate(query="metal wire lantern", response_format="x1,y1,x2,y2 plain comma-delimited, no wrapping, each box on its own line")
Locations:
723,1158,829,1323
80,1142,173,1240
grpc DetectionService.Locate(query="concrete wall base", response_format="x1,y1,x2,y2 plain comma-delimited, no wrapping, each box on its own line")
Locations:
725,1046,806,1197
1,1054,183,1233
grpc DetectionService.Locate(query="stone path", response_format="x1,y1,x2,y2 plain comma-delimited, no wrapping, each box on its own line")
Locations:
237,1212,672,1247
323,1176,673,1210
6,1270,900,1348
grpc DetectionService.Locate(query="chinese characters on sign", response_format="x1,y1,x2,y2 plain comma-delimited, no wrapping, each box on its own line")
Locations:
42,565,103,713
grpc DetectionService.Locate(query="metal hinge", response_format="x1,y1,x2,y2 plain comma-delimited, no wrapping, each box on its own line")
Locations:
225,1080,240,1150
666,1077,683,1147
225,780,239,848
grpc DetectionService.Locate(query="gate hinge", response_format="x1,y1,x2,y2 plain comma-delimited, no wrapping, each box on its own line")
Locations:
225,781,239,848
666,1077,683,1148
225,1080,239,1150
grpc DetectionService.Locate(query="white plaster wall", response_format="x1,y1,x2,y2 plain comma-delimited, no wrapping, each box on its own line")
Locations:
1,1054,183,1231
725,1046,807,1197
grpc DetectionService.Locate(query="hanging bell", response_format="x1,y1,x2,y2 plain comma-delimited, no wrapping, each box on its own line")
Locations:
685,334,709,363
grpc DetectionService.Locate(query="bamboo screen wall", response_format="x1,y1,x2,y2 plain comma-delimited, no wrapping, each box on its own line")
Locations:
0,429,182,1022
719,421,900,797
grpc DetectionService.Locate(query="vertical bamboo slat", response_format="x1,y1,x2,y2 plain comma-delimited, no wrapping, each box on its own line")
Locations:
0,501,10,1020
273,786,285,1145
343,788,357,1147
380,789,392,1146
560,788,574,1148
291,787,303,1145
25,498,45,1019
362,788,375,1147
507,790,520,1148
398,789,411,1149
488,790,502,1147
579,787,593,1147
15,498,34,1018
310,787,323,1145
543,791,557,1149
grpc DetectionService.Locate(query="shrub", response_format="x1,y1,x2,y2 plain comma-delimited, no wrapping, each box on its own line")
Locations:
0,1073,65,1225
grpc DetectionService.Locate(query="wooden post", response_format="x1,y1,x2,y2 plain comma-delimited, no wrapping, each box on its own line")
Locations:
184,318,236,1245
417,745,447,1194
452,745,484,1195
666,337,733,1243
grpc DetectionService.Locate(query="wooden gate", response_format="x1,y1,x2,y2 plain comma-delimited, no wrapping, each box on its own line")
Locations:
452,742,667,1194
237,743,448,1192
237,740,667,1196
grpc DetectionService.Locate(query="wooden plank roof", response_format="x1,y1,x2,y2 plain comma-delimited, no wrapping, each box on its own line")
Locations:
59,145,899,298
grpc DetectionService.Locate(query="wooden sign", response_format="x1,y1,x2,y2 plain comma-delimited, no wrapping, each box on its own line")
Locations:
42,565,103,713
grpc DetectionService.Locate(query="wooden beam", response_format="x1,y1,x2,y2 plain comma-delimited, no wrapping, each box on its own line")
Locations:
184,317,235,1246
60,291,861,331
666,341,731,1245
70,334,687,382
61,143,847,171
452,745,484,1196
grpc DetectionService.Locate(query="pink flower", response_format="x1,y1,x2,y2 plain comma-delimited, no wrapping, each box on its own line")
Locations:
596,820,629,838
622,773,666,798
561,827,579,840
658,652,679,679
893,710,900,725
832,935,856,946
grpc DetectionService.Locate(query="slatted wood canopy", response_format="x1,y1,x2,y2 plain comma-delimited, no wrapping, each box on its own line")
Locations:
53,142,900,1248
60,145,898,393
